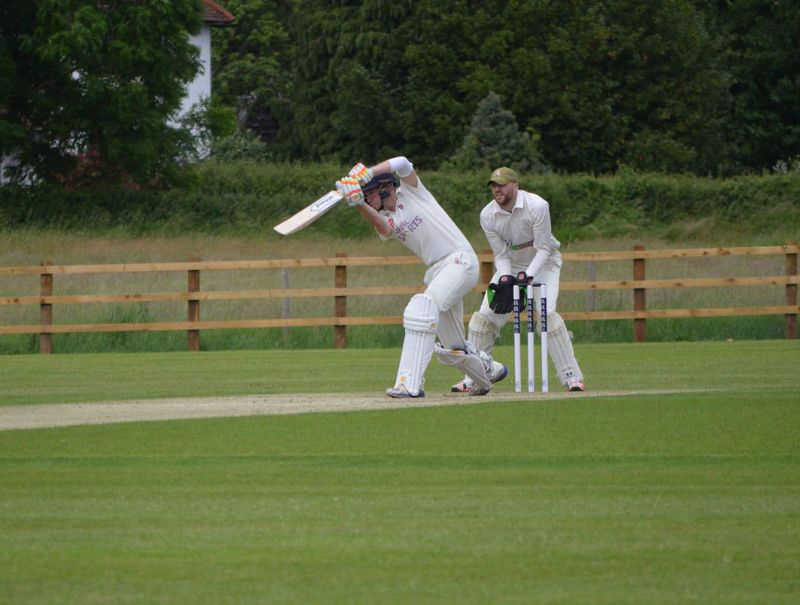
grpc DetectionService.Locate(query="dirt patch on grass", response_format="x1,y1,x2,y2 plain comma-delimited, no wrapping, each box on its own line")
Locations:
0,389,708,431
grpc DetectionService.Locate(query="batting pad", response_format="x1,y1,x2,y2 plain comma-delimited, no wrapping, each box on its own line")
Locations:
545,312,584,386
434,342,492,391
468,311,500,354
395,294,439,395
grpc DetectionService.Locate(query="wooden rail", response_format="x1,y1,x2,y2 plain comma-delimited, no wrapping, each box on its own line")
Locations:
1,243,797,353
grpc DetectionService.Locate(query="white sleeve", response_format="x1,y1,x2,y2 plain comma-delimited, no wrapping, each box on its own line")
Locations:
388,156,414,178
525,201,553,278
481,212,512,276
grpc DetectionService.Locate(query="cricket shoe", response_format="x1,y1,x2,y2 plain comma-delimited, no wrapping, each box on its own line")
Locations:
386,385,425,398
488,361,509,385
566,377,585,392
451,361,508,394
450,379,472,393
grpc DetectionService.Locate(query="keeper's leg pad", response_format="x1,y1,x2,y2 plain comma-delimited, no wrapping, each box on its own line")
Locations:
542,311,584,387
434,342,492,391
467,311,500,354
395,294,439,395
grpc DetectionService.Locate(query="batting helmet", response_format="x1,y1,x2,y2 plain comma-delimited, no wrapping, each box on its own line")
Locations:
362,172,398,194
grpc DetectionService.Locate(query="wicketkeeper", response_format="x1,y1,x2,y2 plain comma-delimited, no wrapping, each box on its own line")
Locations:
452,167,586,393
335,157,508,398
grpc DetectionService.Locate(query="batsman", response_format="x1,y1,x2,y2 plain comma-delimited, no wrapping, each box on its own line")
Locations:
335,157,508,398
452,167,586,393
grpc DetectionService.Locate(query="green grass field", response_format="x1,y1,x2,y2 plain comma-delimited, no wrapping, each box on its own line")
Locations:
1,341,799,604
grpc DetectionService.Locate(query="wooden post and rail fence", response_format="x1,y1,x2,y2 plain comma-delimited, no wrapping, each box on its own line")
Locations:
0,242,797,354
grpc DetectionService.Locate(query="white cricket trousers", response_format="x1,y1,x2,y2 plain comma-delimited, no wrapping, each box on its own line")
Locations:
423,249,478,349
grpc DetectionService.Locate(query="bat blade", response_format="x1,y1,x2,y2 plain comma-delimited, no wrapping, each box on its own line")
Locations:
273,191,345,236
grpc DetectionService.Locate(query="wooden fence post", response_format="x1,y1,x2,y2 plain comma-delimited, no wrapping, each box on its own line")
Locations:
188,258,200,351
787,240,798,339
281,268,290,344
39,261,53,354
334,252,347,348
633,245,646,342
585,260,597,338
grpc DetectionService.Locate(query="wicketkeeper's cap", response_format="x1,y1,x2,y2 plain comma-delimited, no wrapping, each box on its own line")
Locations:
487,166,518,186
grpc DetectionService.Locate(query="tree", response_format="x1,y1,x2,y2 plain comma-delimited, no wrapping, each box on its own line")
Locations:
707,0,800,172
284,0,415,163
194,0,795,175
0,0,204,187
398,0,480,167
445,92,548,173
210,0,289,141
403,0,731,174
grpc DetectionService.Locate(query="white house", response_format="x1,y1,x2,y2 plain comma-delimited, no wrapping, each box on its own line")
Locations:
180,0,236,118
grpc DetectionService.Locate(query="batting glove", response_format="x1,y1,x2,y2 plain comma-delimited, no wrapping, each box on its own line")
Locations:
336,177,365,207
348,162,373,186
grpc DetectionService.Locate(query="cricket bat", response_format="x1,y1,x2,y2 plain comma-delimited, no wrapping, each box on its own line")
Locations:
273,190,345,236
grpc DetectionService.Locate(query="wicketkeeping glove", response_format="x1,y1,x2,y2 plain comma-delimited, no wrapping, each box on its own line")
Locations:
336,177,365,207
348,162,373,186
516,271,530,307
487,274,518,314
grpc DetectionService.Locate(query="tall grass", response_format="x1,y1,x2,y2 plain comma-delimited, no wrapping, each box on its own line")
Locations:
1,230,794,353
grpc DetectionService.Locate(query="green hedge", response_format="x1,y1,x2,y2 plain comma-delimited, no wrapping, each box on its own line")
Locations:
1,162,799,240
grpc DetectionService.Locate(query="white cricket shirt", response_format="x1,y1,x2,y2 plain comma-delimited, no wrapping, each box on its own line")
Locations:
380,178,473,266
479,189,561,277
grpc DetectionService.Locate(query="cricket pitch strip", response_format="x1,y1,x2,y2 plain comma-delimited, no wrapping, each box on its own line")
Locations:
0,389,714,431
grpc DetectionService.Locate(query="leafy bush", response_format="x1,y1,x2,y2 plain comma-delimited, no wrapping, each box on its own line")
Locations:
209,131,287,162
1,162,798,240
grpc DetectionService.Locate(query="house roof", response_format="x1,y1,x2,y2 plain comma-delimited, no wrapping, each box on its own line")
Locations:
203,0,236,25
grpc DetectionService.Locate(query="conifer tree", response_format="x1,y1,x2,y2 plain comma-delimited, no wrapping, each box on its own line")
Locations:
445,92,548,174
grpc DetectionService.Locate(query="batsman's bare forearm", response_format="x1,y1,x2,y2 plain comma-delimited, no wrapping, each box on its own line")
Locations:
356,203,392,237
